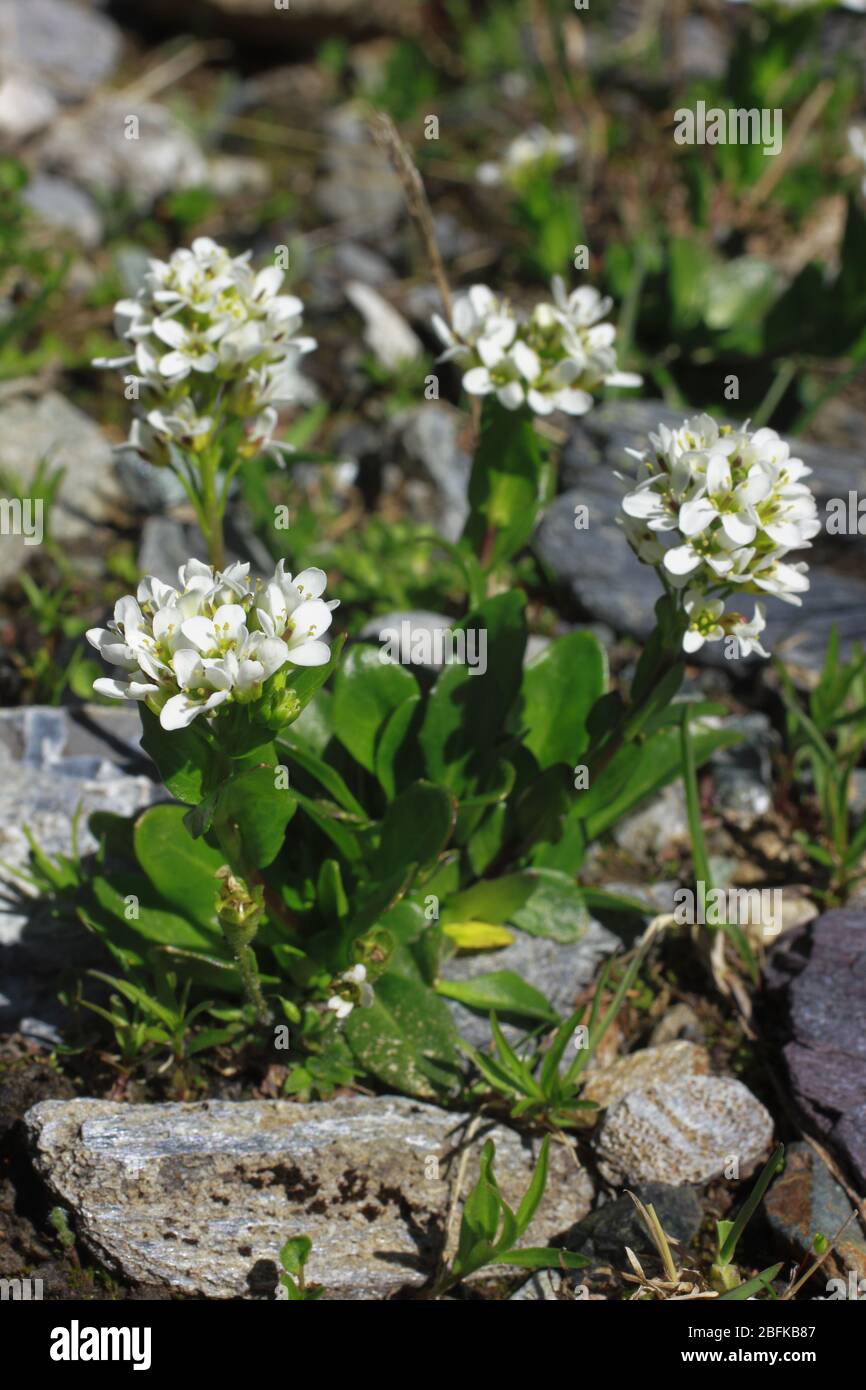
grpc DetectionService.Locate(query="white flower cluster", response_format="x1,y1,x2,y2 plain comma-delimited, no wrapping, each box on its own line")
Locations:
326,964,374,1021
87,559,337,730
476,124,579,187
95,237,316,468
619,415,821,656
432,277,640,417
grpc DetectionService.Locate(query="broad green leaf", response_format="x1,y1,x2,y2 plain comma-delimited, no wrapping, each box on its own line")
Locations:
331,645,419,773
498,1248,589,1270
277,732,366,818
344,969,462,1098
444,868,587,944
372,780,456,879
133,804,224,929
216,765,297,868
436,971,557,1024
139,705,211,805
419,592,526,794
520,631,606,770
90,876,221,952
583,722,742,839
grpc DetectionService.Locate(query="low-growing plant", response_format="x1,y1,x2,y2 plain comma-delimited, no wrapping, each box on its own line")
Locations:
778,628,866,902
429,1135,588,1298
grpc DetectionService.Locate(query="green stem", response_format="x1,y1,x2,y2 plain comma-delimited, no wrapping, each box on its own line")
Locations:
200,456,225,571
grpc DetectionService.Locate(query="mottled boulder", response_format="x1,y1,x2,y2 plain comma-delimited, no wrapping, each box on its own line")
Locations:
594,1075,774,1186
24,1096,594,1299
582,1040,709,1110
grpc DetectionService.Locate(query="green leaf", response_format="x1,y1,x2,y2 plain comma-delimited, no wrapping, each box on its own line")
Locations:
372,780,456,879
279,1236,311,1275
582,722,742,838
463,398,547,567
139,704,212,805
375,694,422,799
216,765,297,868
443,869,587,944
277,732,366,818
88,878,225,954
419,592,526,794
331,644,419,773
498,1248,589,1270
718,1264,782,1300
436,971,557,1024
133,805,225,929
520,631,606,770
344,968,462,1098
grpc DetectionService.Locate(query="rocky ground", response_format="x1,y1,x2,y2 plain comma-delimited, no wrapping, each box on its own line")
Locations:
0,0,864,1302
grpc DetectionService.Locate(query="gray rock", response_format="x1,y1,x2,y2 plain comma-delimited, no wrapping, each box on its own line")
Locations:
0,705,158,1031
613,782,689,861
396,404,471,541
116,451,188,513
441,918,620,1050
764,1142,866,1284
509,1269,568,1300
594,1074,774,1186
710,712,778,824
205,154,271,199
40,98,207,210
138,516,207,586
316,104,404,234
22,175,103,248
0,0,121,98
24,1095,594,1299
569,1182,703,1262
765,909,866,1190
345,281,422,371
0,391,122,581
0,74,57,141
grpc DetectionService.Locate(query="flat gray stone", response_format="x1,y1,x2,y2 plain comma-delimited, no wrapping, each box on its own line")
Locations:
764,1142,866,1284
24,1096,594,1299
594,1074,774,1186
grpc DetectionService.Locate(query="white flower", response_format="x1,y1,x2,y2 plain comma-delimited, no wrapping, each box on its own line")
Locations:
731,604,769,658
326,963,374,1020
433,277,639,418
87,558,336,730
683,592,726,653
620,415,820,656
476,125,579,187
